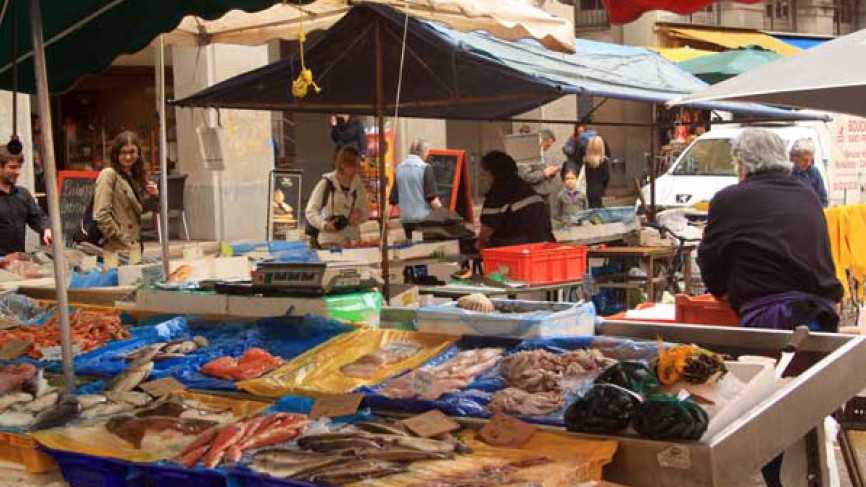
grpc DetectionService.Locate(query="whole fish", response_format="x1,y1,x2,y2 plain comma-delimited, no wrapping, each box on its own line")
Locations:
136,401,186,418
297,435,382,453
81,401,133,419
108,361,153,393
0,410,34,428
354,421,411,436
105,391,153,407
301,459,407,484
376,434,456,454
192,336,209,348
0,392,34,412
164,341,198,355
153,353,188,361
31,396,80,430
77,394,108,409
23,391,59,413
251,456,343,479
353,447,452,462
106,416,217,449
124,343,167,363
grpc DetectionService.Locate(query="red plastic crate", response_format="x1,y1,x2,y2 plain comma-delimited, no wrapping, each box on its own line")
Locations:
675,294,740,326
481,243,587,285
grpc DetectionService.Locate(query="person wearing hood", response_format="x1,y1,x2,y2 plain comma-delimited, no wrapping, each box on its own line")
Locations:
305,146,369,248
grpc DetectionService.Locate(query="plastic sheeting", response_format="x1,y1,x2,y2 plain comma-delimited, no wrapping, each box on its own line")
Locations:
70,315,353,390
0,293,53,325
68,269,119,289
239,329,457,398
222,240,320,263
362,335,661,427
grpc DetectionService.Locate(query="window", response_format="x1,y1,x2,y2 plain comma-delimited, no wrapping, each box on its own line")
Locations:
672,139,735,176
834,0,856,29
579,0,604,9
766,0,791,20
575,0,608,28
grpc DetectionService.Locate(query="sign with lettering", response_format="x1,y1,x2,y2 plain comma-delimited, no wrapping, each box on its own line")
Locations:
57,170,99,247
268,170,303,241
825,115,866,205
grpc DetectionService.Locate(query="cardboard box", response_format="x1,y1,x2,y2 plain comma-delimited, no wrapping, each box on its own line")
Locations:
134,288,228,316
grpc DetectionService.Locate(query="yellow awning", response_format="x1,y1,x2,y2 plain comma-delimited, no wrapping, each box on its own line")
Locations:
648,46,716,62
663,27,801,57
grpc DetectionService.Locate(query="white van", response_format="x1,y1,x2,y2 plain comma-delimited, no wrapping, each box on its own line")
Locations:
641,123,831,210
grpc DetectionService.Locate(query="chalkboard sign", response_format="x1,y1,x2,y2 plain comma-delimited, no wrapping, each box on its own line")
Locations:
426,149,473,221
267,170,303,241
57,171,98,247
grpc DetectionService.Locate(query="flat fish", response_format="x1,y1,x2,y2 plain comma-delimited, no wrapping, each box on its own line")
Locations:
106,416,217,449
22,391,59,413
77,394,108,409
0,410,33,428
0,392,34,412
136,401,186,418
31,396,80,430
81,401,133,419
106,391,153,407
109,362,153,393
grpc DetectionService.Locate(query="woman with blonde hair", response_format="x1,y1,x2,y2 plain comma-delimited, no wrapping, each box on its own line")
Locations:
583,135,610,208
305,146,368,248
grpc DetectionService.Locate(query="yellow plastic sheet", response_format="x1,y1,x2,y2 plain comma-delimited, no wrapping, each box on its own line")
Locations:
349,429,618,487
31,391,271,463
239,329,457,398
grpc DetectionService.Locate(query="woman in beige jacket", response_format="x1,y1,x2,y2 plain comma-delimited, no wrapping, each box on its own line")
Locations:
93,131,159,252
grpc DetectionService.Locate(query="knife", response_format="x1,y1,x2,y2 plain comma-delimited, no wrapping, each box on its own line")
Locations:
775,325,810,379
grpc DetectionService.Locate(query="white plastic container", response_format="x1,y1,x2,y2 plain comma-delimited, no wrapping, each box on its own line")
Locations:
416,299,596,337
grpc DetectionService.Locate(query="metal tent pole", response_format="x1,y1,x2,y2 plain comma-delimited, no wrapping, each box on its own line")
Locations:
156,35,170,279
375,19,390,302
28,0,75,392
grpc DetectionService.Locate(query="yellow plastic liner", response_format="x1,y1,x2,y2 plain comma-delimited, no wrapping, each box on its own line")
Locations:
349,429,618,486
238,329,457,398
31,391,271,463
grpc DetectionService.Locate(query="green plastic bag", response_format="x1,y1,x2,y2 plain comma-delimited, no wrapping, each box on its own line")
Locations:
632,394,709,441
325,291,384,326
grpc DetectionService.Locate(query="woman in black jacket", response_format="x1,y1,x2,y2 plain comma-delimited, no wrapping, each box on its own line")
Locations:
583,135,610,208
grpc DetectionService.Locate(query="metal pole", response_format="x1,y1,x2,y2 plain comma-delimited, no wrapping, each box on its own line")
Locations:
156,36,170,279
375,19,390,302
28,0,75,392
649,104,657,223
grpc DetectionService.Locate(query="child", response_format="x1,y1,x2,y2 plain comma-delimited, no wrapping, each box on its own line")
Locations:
551,164,587,226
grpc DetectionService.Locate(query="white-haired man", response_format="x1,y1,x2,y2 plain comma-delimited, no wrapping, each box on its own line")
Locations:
790,138,828,207
698,128,842,486
389,139,442,240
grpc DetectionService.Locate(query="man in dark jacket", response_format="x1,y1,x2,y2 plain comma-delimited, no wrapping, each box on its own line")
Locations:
698,128,842,486
0,147,51,255
478,151,553,249
330,115,367,157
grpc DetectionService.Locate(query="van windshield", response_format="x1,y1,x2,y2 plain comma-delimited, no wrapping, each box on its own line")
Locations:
672,139,735,176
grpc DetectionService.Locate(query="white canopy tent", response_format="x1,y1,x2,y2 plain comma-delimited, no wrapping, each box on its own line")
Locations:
671,28,866,117
161,0,576,53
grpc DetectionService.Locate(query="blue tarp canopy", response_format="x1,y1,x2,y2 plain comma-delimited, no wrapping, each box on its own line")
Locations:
174,3,823,122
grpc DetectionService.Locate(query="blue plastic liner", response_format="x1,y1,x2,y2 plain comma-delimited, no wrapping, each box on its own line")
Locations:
225,241,319,263
69,268,119,289
69,315,353,390
0,293,52,325
361,335,660,427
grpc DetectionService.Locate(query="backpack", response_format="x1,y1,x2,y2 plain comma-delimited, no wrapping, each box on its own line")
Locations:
72,196,104,246
304,178,335,248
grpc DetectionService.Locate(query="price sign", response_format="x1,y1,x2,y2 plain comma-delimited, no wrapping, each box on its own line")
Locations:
309,393,363,419
401,409,460,438
478,414,537,448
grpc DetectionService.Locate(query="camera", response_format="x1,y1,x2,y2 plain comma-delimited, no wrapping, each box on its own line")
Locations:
327,215,349,231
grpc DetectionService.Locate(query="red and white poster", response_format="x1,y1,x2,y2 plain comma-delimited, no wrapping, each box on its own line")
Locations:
825,115,866,206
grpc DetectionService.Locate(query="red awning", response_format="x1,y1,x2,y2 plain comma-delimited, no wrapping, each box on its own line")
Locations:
602,0,764,24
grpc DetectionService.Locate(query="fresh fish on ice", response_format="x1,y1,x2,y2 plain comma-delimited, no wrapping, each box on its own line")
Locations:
108,361,153,393
22,391,59,413
0,392,33,412
0,410,33,428
31,396,80,430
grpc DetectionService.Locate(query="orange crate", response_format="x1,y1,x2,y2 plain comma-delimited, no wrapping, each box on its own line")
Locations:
0,432,57,473
482,243,587,285
675,294,740,326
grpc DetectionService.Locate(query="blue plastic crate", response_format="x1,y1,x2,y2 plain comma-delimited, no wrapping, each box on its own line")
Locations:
140,463,227,487
45,449,145,487
229,467,316,487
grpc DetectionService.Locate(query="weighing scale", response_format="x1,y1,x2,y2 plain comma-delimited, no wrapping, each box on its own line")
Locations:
216,261,380,297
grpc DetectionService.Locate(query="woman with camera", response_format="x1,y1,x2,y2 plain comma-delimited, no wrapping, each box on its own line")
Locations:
304,146,368,248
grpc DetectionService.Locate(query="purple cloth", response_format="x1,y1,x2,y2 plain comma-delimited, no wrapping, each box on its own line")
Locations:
739,291,837,332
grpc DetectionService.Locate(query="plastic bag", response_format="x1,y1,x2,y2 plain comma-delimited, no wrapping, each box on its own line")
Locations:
632,394,709,441
69,268,119,289
564,383,640,435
